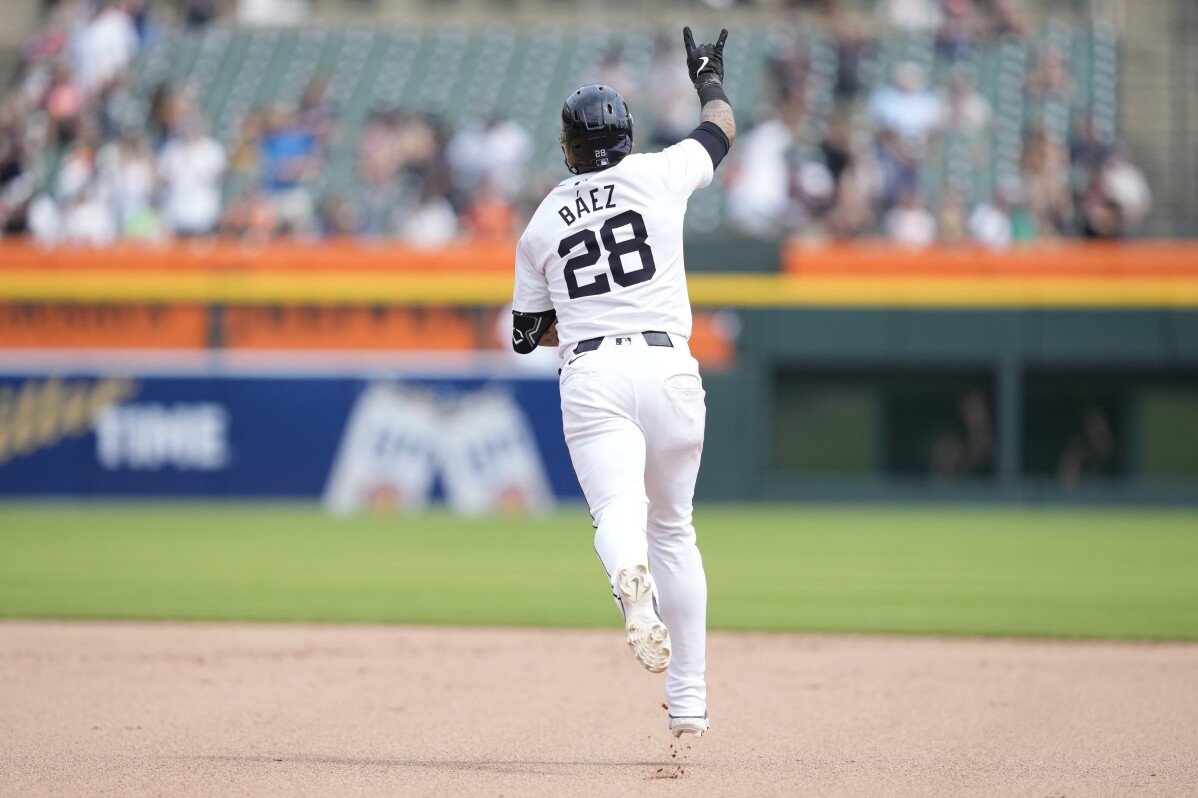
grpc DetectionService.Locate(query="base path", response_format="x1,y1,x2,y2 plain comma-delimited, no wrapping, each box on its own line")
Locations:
2,622,1195,796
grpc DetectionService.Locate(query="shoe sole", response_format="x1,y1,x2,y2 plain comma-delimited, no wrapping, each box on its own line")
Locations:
670,719,709,738
617,566,671,674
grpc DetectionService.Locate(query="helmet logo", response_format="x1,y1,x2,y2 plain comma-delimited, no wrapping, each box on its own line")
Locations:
595,148,609,166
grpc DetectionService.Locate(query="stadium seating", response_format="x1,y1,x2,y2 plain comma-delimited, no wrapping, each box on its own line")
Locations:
120,22,1118,231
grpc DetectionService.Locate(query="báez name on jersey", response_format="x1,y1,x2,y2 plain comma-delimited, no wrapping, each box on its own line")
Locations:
558,184,617,226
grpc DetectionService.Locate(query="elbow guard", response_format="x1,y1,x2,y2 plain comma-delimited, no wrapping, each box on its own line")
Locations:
512,308,556,354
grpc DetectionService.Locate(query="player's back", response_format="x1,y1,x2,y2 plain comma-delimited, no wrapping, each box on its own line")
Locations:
514,138,714,353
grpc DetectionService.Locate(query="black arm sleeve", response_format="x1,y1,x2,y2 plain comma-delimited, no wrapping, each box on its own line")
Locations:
512,308,556,354
686,121,731,170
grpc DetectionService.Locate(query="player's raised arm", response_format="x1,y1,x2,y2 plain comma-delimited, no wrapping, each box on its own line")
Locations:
683,26,736,153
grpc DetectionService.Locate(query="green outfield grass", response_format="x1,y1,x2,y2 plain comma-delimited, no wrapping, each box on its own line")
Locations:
1,503,1196,639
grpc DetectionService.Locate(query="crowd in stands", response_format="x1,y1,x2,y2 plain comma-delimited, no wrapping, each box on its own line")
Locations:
729,0,1151,244
0,0,1151,248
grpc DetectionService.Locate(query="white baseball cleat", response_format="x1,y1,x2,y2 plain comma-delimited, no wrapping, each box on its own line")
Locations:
669,714,710,738
616,565,671,673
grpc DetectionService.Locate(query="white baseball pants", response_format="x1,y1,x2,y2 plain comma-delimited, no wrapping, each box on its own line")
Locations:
559,333,708,718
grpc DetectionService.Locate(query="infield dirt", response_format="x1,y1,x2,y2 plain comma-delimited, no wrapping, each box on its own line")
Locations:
2,621,1195,796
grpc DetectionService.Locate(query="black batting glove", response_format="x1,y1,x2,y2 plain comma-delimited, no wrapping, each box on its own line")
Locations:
683,27,728,91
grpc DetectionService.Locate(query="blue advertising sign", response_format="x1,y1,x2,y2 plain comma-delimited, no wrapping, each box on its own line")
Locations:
0,371,579,503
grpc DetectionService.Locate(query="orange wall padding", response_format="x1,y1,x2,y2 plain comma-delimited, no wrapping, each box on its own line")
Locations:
224,306,480,351
0,304,207,349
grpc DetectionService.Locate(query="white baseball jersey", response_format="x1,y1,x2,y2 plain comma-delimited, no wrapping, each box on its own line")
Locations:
513,134,717,721
512,138,715,354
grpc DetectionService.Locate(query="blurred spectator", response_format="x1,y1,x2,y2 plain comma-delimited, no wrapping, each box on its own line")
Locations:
1058,406,1115,487
764,29,811,106
394,112,446,181
819,113,853,188
991,0,1031,39
931,389,994,479
883,0,942,31
1070,116,1115,172
1021,128,1072,236
180,0,221,28
1079,150,1151,239
462,179,517,242
126,0,155,45
317,195,362,239
28,193,63,245
259,104,320,233
0,128,33,235
884,188,937,247
62,185,118,246
148,84,198,148
359,110,400,185
795,158,836,227
1025,48,1073,103
825,173,877,240
832,14,873,102
446,116,530,199
968,184,1018,249
357,110,402,235
874,127,921,210
935,0,979,61
647,34,698,147
97,132,159,238
941,72,991,136
823,117,882,239
229,109,264,177
1100,152,1151,226
96,73,142,141
55,120,102,203
938,186,968,243
597,47,632,104
76,0,140,94
869,63,943,142
219,188,276,241
725,104,801,237
398,182,458,249
20,3,72,67
297,77,338,146
0,5,1147,248
237,0,309,27
158,116,226,236
44,63,86,143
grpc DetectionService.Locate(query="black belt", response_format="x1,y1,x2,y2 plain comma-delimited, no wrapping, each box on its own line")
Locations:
573,331,674,354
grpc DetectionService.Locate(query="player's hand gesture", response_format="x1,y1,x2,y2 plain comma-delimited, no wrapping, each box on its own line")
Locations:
683,27,728,90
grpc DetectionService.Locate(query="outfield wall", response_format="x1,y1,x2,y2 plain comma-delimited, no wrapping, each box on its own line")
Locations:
0,365,577,507
2,241,1197,504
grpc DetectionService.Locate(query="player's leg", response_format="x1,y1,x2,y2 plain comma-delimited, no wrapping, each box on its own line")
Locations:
566,412,650,592
641,353,709,729
560,360,670,672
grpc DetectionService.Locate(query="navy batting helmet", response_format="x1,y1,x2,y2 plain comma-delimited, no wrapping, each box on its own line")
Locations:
560,84,633,175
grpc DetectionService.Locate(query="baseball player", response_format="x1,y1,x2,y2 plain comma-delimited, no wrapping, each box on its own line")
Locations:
511,27,735,738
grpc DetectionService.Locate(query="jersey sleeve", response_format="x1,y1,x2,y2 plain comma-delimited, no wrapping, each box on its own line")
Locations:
655,137,715,202
511,234,552,312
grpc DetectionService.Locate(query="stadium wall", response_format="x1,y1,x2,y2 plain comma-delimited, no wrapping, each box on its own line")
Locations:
2,241,1197,505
